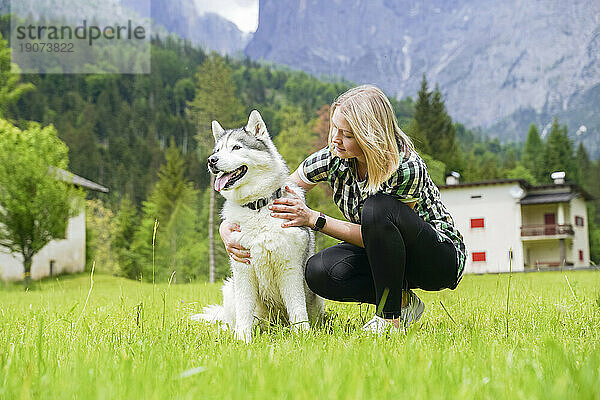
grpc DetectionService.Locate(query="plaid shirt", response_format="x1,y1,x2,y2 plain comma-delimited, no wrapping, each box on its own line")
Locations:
298,146,467,279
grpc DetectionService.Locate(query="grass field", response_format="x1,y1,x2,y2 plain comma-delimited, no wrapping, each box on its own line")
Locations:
1,269,599,399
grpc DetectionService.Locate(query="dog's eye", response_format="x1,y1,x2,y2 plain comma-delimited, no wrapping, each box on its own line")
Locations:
232,145,241,150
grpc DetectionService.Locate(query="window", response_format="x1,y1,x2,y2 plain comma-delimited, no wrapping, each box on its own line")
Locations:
575,216,584,227
470,218,485,228
472,252,486,262
579,250,584,261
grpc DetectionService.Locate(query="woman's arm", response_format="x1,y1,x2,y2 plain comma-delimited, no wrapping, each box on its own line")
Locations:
270,183,417,248
289,168,316,192
308,211,365,248
286,169,365,247
270,188,364,247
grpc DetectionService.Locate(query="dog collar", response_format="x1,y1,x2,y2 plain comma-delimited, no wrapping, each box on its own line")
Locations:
242,188,283,210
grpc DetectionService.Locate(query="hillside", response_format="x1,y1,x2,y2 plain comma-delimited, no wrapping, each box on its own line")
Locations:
245,0,600,157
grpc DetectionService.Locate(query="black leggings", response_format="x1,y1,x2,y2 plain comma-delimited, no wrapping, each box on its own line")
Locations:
305,193,459,319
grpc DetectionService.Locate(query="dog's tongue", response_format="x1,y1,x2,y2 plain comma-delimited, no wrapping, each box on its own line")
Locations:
214,172,235,191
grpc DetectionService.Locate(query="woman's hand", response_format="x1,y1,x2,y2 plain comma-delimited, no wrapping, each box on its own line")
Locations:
269,185,319,228
219,220,251,264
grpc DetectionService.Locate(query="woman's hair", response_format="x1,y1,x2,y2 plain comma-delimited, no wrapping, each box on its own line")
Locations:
329,85,415,194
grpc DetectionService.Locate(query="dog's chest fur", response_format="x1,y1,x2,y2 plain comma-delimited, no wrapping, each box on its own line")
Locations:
223,198,311,304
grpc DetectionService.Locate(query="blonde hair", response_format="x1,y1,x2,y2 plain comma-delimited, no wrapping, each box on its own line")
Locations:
328,85,415,194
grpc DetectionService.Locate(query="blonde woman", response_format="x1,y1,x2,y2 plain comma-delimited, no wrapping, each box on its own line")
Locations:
220,85,467,333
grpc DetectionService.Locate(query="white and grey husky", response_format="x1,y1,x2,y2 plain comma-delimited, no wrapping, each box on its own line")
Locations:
191,110,323,343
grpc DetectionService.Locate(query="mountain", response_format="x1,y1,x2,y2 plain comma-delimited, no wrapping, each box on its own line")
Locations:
123,0,250,55
245,0,600,157
2,0,250,55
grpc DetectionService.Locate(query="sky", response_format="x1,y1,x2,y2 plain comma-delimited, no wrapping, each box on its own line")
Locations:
193,0,259,33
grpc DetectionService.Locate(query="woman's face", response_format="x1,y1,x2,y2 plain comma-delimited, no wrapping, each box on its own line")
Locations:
331,108,365,163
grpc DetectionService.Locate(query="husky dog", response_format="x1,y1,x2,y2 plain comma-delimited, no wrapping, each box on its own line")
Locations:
191,110,324,343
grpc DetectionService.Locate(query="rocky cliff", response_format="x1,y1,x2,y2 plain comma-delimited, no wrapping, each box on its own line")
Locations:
245,0,600,156
124,0,250,54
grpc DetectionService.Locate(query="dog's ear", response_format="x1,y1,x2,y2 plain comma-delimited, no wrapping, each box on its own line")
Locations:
212,120,225,141
246,110,268,138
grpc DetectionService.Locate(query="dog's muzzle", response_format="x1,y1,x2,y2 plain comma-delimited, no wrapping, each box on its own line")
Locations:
208,155,220,174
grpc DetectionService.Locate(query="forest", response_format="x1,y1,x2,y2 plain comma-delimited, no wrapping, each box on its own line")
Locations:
1,19,599,282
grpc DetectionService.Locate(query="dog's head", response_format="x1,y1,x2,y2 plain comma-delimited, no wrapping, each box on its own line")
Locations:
208,110,286,194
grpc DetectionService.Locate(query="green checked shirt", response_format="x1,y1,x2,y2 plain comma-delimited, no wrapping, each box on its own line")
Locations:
297,145,467,279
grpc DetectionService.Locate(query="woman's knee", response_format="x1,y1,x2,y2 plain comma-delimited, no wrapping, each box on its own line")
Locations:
305,252,328,294
305,250,360,296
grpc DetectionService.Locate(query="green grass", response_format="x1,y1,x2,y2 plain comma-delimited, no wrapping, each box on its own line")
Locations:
1,270,599,399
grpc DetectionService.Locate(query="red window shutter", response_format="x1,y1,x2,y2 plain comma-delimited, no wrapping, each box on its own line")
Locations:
579,250,583,261
472,252,486,262
471,218,485,228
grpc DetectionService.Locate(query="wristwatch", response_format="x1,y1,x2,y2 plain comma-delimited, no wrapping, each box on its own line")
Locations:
312,212,326,232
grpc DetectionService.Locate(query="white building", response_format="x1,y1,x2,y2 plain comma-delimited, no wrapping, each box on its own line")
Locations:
0,170,108,281
439,174,593,274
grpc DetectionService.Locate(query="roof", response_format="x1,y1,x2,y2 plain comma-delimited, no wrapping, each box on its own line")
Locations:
519,192,577,205
530,183,594,200
439,179,594,201
49,167,109,193
438,179,530,190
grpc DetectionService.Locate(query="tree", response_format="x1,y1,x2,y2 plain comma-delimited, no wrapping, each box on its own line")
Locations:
312,104,331,150
429,85,464,174
85,199,118,274
274,106,316,170
574,141,592,190
408,75,432,154
542,118,576,183
506,163,537,184
130,140,201,282
113,195,140,279
0,32,34,117
521,124,544,183
410,76,463,174
502,147,517,171
186,53,245,283
0,119,84,287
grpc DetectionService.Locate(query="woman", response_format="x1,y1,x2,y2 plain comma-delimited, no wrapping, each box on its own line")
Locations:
220,85,466,333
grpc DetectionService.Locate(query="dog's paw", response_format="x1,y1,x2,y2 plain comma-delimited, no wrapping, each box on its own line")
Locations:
235,328,253,343
291,321,310,332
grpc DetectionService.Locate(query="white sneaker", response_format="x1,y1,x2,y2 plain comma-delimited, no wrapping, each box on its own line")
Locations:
400,290,425,329
361,314,397,334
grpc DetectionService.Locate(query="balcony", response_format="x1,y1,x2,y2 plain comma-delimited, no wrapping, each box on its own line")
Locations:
520,224,574,237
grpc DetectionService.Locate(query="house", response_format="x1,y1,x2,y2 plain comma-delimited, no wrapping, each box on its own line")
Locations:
0,169,108,281
439,173,593,274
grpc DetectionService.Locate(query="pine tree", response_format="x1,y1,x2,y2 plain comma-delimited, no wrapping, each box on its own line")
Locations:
479,151,503,180
274,106,317,170
409,75,432,154
428,85,464,174
186,53,245,282
153,138,188,224
542,118,576,184
502,147,517,171
130,140,200,282
575,141,592,190
521,124,543,183
113,195,140,280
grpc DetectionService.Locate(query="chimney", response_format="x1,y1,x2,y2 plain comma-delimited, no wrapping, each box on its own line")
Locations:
445,171,460,185
551,171,566,185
